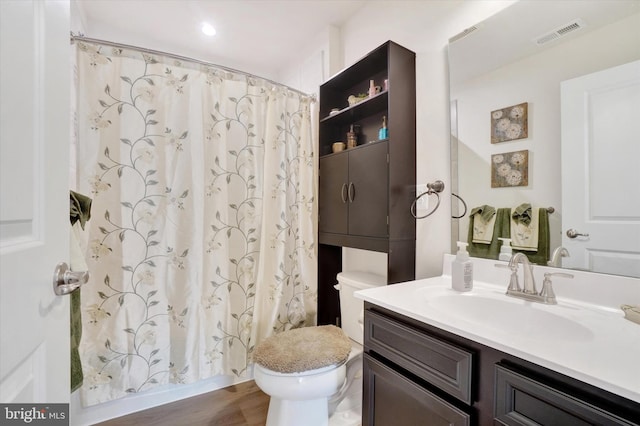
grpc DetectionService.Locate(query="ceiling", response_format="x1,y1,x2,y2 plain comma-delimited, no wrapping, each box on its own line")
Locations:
74,0,367,80
448,0,640,84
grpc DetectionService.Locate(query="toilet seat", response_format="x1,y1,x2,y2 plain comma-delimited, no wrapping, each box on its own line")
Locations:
254,359,346,377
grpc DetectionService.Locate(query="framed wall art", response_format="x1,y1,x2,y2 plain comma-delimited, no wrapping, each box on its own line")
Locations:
491,150,528,188
491,102,528,143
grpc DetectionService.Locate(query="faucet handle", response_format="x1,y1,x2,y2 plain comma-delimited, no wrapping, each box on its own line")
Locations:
540,272,574,304
495,263,521,292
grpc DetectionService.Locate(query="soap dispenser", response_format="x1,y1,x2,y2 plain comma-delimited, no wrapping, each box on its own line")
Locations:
498,238,513,261
452,242,473,292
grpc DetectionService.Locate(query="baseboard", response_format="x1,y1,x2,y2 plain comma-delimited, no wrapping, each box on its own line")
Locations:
70,371,253,426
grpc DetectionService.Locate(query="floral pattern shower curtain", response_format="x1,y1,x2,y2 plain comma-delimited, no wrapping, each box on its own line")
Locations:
74,42,317,406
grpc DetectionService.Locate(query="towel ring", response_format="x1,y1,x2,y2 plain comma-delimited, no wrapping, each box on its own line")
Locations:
451,193,468,219
410,180,444,219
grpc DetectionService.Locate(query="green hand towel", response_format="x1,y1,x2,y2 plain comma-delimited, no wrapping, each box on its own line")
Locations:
467,208,511,259
69,190,92,392
70,289,83,392
512,208,550,265
468,207,550,264
512,203,532,225
469,205,496,222
70,190,92,230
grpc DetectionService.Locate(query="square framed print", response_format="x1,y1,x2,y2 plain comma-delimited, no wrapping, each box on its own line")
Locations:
491,150,528,188
491,102,528,143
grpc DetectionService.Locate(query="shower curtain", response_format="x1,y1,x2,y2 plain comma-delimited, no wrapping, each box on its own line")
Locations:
74,41,317,406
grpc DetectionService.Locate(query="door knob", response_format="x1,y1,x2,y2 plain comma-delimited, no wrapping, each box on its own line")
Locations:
566,229,589,239
53,262,89,296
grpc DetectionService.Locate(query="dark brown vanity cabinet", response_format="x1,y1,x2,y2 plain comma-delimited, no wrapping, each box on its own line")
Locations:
317,40,416,326
363,302,640,426
363,309,472,426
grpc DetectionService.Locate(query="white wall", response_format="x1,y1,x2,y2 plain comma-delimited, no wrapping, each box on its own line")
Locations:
453,13,640,254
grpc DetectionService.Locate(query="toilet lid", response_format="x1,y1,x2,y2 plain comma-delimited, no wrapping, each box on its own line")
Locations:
253,325,352,374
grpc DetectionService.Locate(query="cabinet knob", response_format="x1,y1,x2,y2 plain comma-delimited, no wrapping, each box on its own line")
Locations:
341,183,348,203
348,182,355,202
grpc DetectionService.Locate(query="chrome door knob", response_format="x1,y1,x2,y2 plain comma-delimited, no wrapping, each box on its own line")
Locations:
53,262,89,296
566,229,589,239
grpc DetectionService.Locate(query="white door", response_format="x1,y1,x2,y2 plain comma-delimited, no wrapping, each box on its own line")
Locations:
1,0,71,404
561,60,640,277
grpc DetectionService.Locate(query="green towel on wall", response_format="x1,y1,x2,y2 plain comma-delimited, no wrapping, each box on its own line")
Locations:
512,202,532,225
467,207,550,265
70,190,92,392
513,208,550,265
467,208,511,259
70,288,83,392
469,205,496,222
70,190,92,230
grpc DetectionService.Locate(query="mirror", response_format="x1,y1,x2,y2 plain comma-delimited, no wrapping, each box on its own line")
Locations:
448,0,640,277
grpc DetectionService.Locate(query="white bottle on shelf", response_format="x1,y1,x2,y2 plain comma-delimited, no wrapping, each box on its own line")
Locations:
452,242,473,292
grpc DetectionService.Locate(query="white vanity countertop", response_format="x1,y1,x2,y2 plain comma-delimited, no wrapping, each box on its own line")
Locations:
354,257,640,403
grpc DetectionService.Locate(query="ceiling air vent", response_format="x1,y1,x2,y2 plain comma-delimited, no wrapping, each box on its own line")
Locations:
449,25,479,44
534,19,586,45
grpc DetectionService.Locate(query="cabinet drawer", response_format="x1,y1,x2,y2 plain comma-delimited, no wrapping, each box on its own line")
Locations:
364,310,474,404
495,364,638,426
363,353,470,426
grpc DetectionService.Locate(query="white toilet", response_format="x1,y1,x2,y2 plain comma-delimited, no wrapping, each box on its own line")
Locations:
253,271,385,426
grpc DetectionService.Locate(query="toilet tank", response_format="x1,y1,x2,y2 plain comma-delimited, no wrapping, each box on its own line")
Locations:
336,271,386,345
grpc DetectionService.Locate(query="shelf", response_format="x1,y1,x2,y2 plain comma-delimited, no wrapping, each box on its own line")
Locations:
320,91,388,126
321,139,388,158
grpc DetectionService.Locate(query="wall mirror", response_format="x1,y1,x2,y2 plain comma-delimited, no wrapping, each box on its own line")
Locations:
448,0,640,278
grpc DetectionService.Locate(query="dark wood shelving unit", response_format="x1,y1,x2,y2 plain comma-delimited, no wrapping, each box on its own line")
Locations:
317,41,416,325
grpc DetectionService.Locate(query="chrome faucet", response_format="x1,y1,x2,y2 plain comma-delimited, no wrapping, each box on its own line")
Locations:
508,252,536,294
548,246,570,267
498,252,574,304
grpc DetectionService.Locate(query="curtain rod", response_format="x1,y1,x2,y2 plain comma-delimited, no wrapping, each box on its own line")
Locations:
70,34,316,101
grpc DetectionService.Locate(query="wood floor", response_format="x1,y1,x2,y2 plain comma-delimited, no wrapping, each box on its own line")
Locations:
96,380,270,426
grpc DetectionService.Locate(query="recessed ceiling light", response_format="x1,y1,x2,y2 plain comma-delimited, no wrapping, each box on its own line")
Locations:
201,22,216,37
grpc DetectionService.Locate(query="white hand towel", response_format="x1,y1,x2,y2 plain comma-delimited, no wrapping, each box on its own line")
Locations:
510,207,539,251
472,212,497,244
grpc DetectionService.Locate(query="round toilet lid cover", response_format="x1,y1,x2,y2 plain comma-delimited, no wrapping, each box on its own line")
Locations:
253,325,351,373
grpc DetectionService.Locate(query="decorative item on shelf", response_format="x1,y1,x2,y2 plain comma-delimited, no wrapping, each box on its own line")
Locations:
329,108,341,116
348,93,368,107
332,142,346,153
491,102,528,143
369,80,381,98
378,116,388,140
491,149,529,187
347,124,358,148
383,79,389,91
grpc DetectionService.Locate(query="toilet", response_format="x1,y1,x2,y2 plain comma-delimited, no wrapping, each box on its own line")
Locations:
253,271,385,426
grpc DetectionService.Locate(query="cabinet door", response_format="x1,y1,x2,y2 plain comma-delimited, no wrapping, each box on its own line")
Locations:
363,354,471,426
319,154,349,234
495,364,637,426
348,142,388,238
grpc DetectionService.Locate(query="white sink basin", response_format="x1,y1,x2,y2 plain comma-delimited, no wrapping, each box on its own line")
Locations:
421,287,594,342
